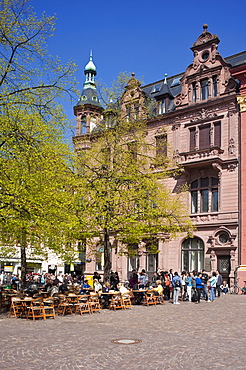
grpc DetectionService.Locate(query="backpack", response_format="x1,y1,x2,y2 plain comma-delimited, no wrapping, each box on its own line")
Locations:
175,279,181,288
165,276,170,286
191,290,198,302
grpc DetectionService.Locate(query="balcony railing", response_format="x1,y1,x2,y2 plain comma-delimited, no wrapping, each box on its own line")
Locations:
175,147,224,164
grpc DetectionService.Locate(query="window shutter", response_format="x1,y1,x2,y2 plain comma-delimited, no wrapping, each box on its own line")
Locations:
214,122,221,147
190,128,196,151
199,125,210,150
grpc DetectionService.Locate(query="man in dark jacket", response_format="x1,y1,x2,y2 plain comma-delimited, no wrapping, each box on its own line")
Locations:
216,271,223,297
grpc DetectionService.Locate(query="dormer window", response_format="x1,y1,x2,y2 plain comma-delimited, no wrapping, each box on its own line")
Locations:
192,82,197,103
212,75,218,97
151,84,161,93
158,99,167,115
201,79,209,100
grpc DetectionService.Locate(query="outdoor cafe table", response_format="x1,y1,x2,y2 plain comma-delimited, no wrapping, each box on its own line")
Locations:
99,291,121,308
131,289,147,305
39,291,50,298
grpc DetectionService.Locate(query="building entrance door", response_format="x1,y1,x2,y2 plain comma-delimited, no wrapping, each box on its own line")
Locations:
217,255,230,283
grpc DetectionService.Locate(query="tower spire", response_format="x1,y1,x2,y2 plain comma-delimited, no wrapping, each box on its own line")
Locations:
84,50,97,89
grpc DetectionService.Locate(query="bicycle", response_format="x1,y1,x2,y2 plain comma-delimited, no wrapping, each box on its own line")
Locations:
230,279,246,294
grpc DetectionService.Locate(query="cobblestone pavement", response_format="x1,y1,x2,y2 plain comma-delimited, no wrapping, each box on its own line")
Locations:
0,294,245,370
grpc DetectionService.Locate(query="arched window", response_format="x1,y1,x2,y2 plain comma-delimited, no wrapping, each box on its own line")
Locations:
181,238,204,272
81,116,86,135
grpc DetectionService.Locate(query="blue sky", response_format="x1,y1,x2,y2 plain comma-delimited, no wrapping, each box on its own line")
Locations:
31,0,246,137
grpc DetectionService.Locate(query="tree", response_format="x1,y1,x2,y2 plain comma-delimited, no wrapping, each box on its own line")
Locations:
0,0,79,289
0,0,77,115
0,109,79,290
75,115,193,282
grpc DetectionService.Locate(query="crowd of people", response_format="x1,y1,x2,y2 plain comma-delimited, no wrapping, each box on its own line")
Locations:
127,268,229,304
0,268,229,305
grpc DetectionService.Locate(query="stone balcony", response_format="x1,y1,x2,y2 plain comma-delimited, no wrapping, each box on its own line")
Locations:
175,147,224,166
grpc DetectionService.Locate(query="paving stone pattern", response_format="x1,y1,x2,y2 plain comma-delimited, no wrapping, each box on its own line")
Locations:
0,294,245,370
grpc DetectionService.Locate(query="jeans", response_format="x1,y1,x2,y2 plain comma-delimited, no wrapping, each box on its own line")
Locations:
173,287,180,303
202,284,208,300
196,288,202,303
210,287,216,301
186,285,192,301
216,285,221,297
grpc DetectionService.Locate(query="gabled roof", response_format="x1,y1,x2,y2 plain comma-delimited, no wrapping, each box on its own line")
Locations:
142,51,246,102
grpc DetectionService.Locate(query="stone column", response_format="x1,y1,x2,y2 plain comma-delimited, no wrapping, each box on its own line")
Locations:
230,65,246,286
210,250,217,272
76,115,81,136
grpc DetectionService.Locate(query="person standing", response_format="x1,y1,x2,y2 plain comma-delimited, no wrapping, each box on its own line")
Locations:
195,273,203,303
208,272,217,302
201,269,209,301
185,272,192,302
172,272,182,305
216,271,223,297
129,269,139,290
163,271,171,300
138,269,147,289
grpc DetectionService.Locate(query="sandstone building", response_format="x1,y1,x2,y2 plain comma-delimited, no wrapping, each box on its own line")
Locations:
73,25,246,285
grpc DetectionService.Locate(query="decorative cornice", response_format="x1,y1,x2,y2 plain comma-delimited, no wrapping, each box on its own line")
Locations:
190,108,218,122
155,127,167,136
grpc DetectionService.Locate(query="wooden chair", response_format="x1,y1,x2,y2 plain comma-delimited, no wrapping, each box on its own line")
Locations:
57,295,73,316
26,298,46,321
8,297,23,318
1,292,11,310
43,298,56,319
121,292,133,309
89,293,101,313
108,293,124,311
142,290,157,306
22,297,34,318
75,295,91,315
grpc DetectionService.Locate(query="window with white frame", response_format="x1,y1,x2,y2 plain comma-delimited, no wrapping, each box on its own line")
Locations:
201,79,209,100
182,237,204,272
191,177,219,214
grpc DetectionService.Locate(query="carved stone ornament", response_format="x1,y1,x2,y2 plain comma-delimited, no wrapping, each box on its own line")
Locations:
192,25,220,48
228,101,237,116
190,108,217,122
236,95,246,112
212,163,222,177
155,127,167,136
227,163,237,172
228,138,235,155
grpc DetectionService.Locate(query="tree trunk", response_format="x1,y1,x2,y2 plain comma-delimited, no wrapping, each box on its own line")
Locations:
103,228,111,283
20,228,27,292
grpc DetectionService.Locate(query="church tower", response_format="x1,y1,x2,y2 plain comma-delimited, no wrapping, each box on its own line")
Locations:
73,52,103,150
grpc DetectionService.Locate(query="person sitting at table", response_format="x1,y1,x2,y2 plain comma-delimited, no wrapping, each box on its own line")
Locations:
117,283,129,295
93,279,102,293
93,272,101,284
153,280,163,296
80,279,92,294
101,281,111,308
59,282,68,294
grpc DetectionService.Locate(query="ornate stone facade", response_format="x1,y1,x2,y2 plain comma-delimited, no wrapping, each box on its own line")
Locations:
72,26,246,285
